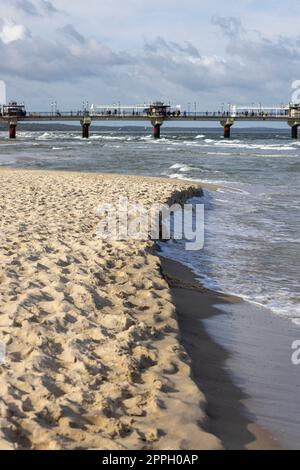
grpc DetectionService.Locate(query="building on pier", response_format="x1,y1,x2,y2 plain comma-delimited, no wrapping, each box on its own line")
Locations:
0,101,26,117
229,104,290,118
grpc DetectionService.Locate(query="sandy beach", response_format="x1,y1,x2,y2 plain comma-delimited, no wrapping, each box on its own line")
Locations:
0,168,221,450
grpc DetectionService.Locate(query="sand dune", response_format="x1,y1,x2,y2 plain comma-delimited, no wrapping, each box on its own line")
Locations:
0,169,221,450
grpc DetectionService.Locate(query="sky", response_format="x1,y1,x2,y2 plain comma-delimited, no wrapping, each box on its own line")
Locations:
0,0,300,111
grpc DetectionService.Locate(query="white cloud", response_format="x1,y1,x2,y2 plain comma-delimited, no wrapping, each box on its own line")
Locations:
0,18,30,44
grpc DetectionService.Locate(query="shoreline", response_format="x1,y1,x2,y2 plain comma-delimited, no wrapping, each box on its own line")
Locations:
0,167,220,192
160,256,281,450
160,255,300,450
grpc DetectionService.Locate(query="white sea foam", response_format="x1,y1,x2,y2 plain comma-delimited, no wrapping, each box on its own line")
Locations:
90,135,126,140
169,163,194,172
36,132,61,140
161,240,300,322
168,173,184,179
0,161,15,166
214,141,295,151
179,165,194,172
206,152,234,156
169,163,183,169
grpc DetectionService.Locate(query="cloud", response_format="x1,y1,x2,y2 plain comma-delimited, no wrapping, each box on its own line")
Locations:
0,18,30,44
10,0,62,17
144,37,200,58
211,15,243,39
58,24,85,43
135,23,300,105
141,37,228,92
39,0,61,15
0,22,131,82
13,0,40,16
212,16,300,80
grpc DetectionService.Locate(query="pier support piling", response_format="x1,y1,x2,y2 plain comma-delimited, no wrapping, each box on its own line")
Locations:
224,124,231,139
288,120,300,140
80,117,92,139
9,122,17,139
291,125,298,139
220,118,235,139
153,123,161,139
151,119,164,139
82,123,90,139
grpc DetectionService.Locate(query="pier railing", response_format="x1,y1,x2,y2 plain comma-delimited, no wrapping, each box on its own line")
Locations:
24,110,290,119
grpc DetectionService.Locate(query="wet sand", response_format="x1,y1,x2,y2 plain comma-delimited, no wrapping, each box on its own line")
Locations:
161,257,300,449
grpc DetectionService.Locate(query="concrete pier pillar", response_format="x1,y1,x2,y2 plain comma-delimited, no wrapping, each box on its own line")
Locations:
291,125,298,139
153,123,161,139
220,118,235,139
82,123,90,139
80,117,92,139
9,122,17,139
288,120,300,140
224,124,231,139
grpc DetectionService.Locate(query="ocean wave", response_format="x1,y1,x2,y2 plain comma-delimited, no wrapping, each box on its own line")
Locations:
36,132,62,140
160,244,300,323
169,163,195,172
0,161,15,166
170,163,184,169
89,135,126,140
168,173,185,179
214,141,295,151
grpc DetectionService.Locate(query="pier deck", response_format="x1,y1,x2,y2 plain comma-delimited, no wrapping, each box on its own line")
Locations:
1,103,299,139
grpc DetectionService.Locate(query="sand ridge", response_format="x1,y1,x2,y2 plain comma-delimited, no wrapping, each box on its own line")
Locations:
0,169,221,450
